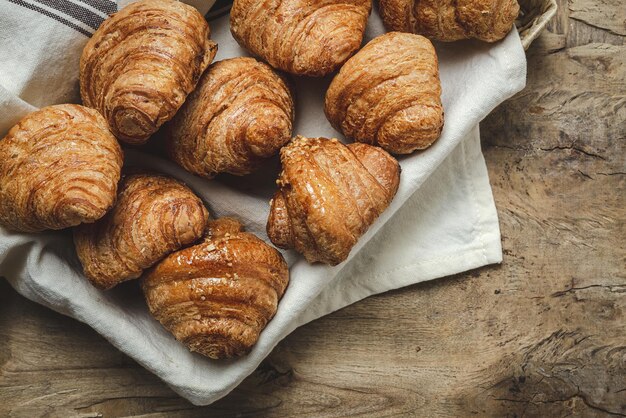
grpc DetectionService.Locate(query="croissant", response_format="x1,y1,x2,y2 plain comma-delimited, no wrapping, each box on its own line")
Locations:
74,173,209,290
325,32,444,154
168,57,294,178
230,0,371,76
267,136,400,265
379,0,519,42
142,217,289,359
80,0,217,145
0,105,122,232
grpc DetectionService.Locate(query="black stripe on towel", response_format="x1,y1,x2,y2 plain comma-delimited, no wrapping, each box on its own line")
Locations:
30,0,105,30
75,0,116,15
6,0,92,36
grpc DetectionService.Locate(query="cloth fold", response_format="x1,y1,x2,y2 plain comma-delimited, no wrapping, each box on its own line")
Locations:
0,0,526,405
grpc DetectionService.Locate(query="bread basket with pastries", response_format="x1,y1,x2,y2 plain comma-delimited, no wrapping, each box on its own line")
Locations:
0,0,555,405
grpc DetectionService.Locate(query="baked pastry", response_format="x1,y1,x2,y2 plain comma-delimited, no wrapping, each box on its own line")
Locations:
0,105,122,232
80,0,217,145
168,57,294,178
143,217,289,359
230,0,371,76
267,136,400,265
379,0,519,42
74,173,209,290
325,32,444,154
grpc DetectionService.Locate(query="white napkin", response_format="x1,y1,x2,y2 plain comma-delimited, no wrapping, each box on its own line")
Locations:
0,0,526,405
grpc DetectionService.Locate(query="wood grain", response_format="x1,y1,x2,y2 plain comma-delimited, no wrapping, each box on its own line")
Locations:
1,1,625,416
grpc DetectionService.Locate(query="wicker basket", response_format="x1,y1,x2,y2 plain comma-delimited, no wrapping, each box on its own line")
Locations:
516,0,558,50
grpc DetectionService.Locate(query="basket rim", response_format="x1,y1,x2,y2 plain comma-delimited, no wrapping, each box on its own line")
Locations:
517,0,558,50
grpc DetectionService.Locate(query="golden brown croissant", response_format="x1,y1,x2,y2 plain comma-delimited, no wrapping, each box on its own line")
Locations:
325,32,444,155
230,0,371,76
74,173,209,290
379,0,519,42
0,105,123,232
143,217,289,359
267,136,400,265
168,57,294,178
80,0,217,145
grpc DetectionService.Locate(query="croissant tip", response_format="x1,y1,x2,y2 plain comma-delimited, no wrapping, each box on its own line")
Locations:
206,217,244,238
188,341,252,360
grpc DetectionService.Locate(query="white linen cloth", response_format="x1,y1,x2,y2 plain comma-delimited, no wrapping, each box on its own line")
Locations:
0,0,526,405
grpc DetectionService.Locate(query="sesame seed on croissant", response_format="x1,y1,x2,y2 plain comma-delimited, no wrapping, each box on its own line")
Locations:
142,217,290,359
168,57,294,178
80,0,218,145
325,32,444,155
0,104,123,232
230,0,372,76
74,173,209,290
267,136,400,265
379,0,520,42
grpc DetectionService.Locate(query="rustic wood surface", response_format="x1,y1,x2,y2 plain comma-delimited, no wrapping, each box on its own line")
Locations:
1,0,624,416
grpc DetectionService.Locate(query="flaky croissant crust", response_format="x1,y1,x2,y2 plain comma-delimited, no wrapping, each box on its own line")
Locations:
74,173,209,290
325,32,444,154
0,105,122,232
143,217,289,359
168,57,294,178
267,136,400,265
230,0,372,76
379,0,519,42
80,0,217,144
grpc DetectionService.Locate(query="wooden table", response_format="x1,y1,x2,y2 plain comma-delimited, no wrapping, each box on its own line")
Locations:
1,1,624,416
